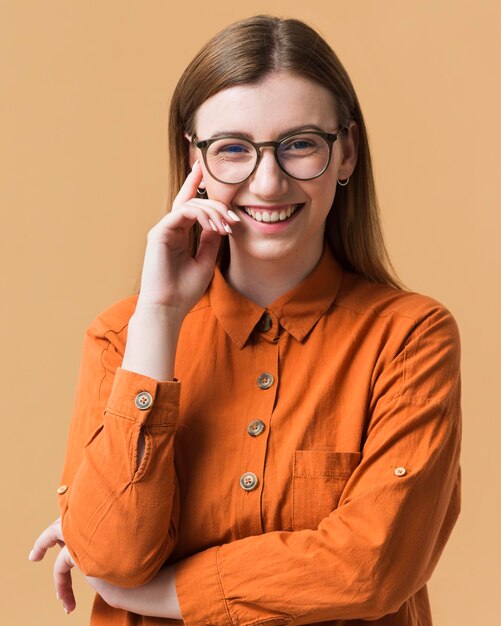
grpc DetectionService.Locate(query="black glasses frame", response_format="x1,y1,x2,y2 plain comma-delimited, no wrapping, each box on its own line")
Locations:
193,128,348,184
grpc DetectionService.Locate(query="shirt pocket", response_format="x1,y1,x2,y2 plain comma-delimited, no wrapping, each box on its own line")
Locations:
292,450,361,531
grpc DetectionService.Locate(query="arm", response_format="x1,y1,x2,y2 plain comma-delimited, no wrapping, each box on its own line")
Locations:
59,164,239,585
57,306,182,586
32,161,240,595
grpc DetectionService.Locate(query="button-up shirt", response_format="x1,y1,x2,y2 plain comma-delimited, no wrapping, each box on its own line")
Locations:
58,246,461,625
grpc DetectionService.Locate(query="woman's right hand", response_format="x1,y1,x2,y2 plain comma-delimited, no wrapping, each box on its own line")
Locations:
121,160,239,381
137,160,239,319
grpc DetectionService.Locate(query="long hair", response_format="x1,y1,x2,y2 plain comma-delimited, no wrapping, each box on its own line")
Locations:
168,15,403,289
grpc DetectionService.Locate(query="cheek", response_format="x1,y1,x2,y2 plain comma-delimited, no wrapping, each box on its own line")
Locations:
198,161,232,201
307,176,337,211
205,179,241,206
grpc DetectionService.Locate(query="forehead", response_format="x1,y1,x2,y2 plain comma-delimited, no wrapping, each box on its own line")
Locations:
194,72,338,139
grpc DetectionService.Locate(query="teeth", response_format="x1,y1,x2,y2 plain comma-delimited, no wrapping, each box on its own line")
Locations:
243,204,301,223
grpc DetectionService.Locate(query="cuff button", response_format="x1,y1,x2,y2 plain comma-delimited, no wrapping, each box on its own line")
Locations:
135,391,153,410
394,466,407,477
57,485,68,495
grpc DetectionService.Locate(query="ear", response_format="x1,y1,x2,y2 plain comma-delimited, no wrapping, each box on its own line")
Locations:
184,133,198,168
339,120,359,177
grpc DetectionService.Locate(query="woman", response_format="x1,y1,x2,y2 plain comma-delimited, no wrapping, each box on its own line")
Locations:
30,15,461,626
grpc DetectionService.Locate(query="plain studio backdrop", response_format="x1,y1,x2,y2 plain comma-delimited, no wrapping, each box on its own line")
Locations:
1,1,499,624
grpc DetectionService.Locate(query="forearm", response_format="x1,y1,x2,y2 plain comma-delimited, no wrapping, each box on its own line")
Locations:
122,304,183,381
60,366,181,585
86,565,182,620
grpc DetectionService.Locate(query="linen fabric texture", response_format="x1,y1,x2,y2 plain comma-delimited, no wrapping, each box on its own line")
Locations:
58,245,461,625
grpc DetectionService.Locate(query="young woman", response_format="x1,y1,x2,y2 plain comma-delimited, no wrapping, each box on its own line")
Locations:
30,15,461,626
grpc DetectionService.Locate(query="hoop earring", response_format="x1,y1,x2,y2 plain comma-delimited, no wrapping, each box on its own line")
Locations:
337,171,350,187
196,188,208,199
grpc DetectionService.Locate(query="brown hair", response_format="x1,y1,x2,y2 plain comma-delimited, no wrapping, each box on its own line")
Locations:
168,15,403,289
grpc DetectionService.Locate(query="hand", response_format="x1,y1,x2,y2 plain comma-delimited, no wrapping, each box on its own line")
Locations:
29,517,77,614
136,159,240,318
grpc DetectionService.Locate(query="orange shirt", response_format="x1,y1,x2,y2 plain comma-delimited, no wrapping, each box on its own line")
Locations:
58,246,461,625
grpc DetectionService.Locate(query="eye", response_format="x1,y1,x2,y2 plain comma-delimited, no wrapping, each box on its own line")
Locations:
286,139,316,151
279,133,329,160
221,144,247,153
280,135,322,157
215,141,251,155
208,139,254,163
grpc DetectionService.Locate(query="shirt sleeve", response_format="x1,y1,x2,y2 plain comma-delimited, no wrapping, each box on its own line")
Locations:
175,305,462,625
57,301,181,587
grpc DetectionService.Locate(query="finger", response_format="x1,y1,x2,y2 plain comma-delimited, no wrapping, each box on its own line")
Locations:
29,518,63,561
188,198,241,223
196,229,222,270
180,199,240,234
54,547,76,614
172,160,204,208
152,204,230,238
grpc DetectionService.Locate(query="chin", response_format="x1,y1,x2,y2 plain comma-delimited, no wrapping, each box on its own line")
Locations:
230,238,298,263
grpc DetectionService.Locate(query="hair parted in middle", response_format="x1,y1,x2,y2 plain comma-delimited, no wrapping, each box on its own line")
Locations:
168,14,402,289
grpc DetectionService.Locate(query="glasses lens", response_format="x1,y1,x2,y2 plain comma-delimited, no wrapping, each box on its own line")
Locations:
205,138,257,184
278,133,330,180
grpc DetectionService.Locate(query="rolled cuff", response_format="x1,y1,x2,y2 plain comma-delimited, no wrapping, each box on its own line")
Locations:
105,367,181,426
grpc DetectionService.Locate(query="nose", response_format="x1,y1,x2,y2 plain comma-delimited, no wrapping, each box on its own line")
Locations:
247,146,290,198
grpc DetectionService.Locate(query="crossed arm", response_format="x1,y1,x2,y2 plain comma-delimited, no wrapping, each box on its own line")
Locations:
29,517,182,618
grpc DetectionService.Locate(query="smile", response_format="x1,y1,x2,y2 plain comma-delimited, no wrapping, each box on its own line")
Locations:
242,204,304,223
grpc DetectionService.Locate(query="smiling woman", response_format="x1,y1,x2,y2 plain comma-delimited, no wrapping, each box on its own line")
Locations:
30,14,461,626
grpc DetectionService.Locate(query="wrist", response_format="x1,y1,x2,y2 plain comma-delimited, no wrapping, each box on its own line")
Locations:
132,301,185,330
122,306,183,381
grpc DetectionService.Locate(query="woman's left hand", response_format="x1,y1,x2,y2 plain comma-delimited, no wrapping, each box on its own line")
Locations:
30,518,182,619
29,517,77,614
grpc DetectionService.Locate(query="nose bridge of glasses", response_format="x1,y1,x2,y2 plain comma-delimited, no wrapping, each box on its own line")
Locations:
253,140,283,171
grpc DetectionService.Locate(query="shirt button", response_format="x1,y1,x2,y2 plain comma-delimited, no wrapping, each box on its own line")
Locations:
57,485,68,495
257,373,274,389
135,391,153,410
257,312,272,332
394,466,407,477
240,472,259,491
247,419,265,437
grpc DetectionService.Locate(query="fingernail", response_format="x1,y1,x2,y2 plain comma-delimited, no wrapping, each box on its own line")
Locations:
222,219,232,234
208,219,218,232
227,210,240,221
28,550,35,561
56,593,60,600
64,607,70,615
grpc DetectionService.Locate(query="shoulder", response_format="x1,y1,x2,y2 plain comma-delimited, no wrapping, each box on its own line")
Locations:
336,272,460,354
340,271,457,322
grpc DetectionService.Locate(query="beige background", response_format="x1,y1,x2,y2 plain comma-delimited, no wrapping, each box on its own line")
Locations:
2,0,499,624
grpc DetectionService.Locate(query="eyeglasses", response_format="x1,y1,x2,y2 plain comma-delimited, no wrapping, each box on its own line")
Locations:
193,129,347,185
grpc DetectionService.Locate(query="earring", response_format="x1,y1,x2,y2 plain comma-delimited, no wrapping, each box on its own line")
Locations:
337,170,350,186
196,187,208,198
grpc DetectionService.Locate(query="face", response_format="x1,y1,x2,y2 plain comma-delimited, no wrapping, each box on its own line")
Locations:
189,72,357,267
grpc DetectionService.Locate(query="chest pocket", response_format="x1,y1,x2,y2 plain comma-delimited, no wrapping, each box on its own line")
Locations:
292,450,361,531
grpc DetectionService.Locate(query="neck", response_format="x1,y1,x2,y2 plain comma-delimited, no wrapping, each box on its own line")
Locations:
224,241,324,308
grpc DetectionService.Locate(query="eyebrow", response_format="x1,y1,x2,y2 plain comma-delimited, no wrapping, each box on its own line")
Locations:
205,124,330,141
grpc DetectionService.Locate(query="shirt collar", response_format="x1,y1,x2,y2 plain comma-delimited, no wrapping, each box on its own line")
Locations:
209,245,344,349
